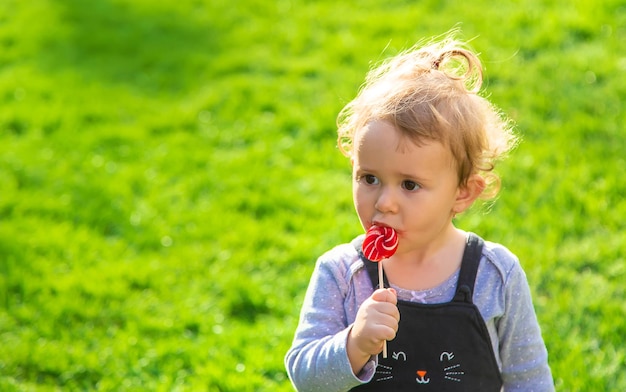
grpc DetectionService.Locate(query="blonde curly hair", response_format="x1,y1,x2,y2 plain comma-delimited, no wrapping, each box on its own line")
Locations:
337,33,517,199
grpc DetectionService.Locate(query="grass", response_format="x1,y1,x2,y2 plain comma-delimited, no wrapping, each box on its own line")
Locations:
1,0,625,390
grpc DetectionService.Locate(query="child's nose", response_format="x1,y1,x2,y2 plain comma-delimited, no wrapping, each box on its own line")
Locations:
375,187,398,213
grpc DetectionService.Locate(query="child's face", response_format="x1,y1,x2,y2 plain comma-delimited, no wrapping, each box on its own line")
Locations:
352,121,464,251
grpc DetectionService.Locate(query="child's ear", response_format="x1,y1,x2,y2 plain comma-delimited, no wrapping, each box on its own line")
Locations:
453,174,486,215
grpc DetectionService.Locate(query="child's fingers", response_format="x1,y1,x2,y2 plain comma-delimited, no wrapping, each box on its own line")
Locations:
374,314,400,341
370,289,400,325
371,288,398,305
351,294,400,355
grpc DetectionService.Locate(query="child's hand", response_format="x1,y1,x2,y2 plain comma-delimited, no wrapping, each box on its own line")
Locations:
347,288,399,372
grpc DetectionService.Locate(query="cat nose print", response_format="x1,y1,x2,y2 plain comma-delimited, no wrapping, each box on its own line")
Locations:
416,370,430,384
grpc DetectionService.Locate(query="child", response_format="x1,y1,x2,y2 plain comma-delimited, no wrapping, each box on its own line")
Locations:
285,33,553,391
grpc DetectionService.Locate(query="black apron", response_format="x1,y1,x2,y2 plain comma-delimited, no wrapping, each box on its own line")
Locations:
351,233,503,391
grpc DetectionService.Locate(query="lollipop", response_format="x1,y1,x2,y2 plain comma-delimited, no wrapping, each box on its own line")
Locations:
362,225,398,358
362,225,398,262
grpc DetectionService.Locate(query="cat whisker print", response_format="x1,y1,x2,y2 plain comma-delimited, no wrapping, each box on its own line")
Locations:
373,364,393,382
443,364,464,382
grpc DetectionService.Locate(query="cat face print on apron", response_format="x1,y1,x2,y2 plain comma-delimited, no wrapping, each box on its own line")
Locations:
351,234,503,392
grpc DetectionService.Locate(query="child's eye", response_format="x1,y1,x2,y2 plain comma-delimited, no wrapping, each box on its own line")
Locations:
402,180,421,191
363,174,379,185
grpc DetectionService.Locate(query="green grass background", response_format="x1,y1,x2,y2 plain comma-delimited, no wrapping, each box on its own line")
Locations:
1,0,625,390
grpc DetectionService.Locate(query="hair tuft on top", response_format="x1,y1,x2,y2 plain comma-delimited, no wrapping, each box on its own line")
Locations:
337,31,517,199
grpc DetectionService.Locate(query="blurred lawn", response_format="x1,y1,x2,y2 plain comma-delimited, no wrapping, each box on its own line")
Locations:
0,0,625,390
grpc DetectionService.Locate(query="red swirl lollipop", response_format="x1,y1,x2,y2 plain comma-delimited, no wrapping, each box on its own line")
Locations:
362,224,398,358
363,225,398,261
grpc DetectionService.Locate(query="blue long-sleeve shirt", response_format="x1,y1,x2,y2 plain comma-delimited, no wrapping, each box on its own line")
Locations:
285,234,554,391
